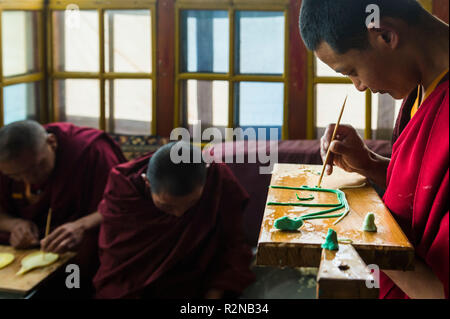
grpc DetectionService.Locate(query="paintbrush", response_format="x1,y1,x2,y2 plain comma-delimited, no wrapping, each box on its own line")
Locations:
317,95,348,188
41,208,52,259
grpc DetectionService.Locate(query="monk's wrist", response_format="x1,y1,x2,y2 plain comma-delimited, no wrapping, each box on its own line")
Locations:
363,151,390,189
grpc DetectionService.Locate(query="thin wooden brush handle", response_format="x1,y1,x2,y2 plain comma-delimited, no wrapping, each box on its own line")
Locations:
317,95,348,188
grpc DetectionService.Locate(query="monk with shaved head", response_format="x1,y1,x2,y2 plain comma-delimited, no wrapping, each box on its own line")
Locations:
93,141,255,299
0,120,126,296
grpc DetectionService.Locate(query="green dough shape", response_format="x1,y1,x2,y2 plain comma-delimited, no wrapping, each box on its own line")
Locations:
268,185,350,231
363,212,377,232
274,216,304,231
321,228,339,250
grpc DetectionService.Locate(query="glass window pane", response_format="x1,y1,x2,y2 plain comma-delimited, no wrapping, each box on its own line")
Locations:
315,57,345,77
181,10,229,73
3,82,40,125
105,10,152,73
236,11,284,75
105,79,152,135
2,11,40,77
182,80,228,136
371,93,404,140
54,79,100,128
236,82,284,140
53,10,99,72
316,84,366,137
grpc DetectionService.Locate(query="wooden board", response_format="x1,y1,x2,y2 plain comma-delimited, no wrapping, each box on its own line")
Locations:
256,164,415,270
317,244,379,299
0,245,76,295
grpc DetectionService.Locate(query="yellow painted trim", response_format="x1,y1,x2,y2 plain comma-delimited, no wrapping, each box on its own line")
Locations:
365,89,372,139
314,76,352,84
177,0,289,6
0,1,45,10
282,8,289,140
2,73,44,86
99,8,105,130
418,0,433,12
48,8,55,122
306,50,314,139
48,0,156,10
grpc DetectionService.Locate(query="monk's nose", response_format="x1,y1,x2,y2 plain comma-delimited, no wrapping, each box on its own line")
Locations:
351,78,368,92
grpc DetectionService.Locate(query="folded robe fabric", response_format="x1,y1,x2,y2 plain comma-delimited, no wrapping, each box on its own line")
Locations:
0,122,126,278
380,74,449,299
93,155,255,299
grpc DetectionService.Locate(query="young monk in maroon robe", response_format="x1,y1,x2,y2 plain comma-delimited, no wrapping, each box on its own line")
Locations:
93,141,255,299
0,120,126,294
299,0,448,298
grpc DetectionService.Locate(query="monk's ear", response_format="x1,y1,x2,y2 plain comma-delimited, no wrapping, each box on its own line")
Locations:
46,133,58,151
367,19,399,51
141,174,150,187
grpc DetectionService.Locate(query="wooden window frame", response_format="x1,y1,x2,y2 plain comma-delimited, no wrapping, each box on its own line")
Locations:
47,0,158,134
0,0,46,127
174,0,291,140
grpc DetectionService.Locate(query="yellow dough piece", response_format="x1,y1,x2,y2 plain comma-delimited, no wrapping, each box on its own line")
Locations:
0,253,15,269
16,251,59,275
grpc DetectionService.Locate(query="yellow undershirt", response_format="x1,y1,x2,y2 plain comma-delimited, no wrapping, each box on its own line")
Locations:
411,69,449,119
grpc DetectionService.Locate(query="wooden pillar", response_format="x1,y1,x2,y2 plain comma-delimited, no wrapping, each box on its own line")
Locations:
288,0,308,140
156,0,176,137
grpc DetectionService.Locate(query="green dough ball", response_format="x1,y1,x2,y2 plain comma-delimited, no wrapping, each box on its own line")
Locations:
274,216,304,231
363,212,377,232
321,228,339,250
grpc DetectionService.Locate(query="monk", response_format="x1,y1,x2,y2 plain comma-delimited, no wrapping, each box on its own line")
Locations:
0,120,126,295
93,141,255,299
299,0,448,298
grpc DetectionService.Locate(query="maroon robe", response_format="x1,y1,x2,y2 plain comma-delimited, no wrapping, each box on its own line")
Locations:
380,74,449,299
93,155,255,299
0,123,126,280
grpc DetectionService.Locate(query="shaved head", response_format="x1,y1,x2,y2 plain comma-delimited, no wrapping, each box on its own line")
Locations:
0,120,57,185
0,120,48,163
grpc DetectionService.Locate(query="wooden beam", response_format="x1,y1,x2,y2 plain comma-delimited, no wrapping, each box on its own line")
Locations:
156,0,175,137
287,0,308,140
317,244,379,299
433,0,449,24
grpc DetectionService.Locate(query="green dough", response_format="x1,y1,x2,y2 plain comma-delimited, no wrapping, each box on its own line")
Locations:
363,212,377,232
268,185,350,231
321,228,339,250
274,216,304,231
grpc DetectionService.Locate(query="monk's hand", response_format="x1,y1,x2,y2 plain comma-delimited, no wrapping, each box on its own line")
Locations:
41,221,85,254
204,288,224,299
320,124,373,176
9,219,40,249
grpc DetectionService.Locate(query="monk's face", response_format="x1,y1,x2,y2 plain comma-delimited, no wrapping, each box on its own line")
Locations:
0,134,57,185
150,185,205,218
314,25,420,99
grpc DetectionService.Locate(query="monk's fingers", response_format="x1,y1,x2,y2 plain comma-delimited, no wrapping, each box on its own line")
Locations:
53,238,73,254
42,225,66,247
43,230,71,252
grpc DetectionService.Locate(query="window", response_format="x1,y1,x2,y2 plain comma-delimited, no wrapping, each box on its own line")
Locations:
175,1,289,141
0,3,44,127
50,1,156,135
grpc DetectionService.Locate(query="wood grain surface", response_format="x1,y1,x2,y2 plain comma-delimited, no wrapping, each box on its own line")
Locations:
0,245,76,295
256,164,415,270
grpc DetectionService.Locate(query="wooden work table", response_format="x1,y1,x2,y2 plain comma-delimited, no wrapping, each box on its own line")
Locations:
256,164,415,298
0,245,76,298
